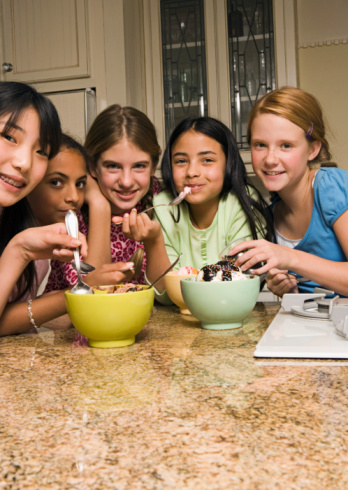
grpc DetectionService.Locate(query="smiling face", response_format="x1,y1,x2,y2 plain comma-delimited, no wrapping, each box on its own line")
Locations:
171,130,226,212
27,148,87,225
91,137,155,215
0,108,50,207
250,113,321,195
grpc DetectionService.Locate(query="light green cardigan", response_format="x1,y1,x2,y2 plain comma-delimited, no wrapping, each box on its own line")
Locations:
148,188,265,304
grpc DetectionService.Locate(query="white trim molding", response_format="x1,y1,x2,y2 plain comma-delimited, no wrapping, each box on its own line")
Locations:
297,0,348,49
299,38,348,49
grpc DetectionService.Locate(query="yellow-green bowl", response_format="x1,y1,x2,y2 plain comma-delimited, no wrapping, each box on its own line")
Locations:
65,285,155,348
181,276,260,330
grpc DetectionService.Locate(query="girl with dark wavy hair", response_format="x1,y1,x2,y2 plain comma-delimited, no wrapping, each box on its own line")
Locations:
113,116,272,301
0,81,87,336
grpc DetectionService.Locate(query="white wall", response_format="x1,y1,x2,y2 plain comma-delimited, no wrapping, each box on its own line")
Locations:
296,0,348,169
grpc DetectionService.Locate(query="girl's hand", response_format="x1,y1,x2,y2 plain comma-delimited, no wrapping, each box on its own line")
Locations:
266,268,299,297
230,239,294,275
84,174,110,208
113,208,162,243
14,223,88,263
84,262,135,286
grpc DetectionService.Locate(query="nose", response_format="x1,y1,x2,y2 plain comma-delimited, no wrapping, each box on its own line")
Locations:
11,145,33,173
65,184,80,206
119,169,134,188
265,147,279,165
186,161,200,178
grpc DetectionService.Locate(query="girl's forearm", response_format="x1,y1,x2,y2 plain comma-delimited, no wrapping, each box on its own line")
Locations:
0,239,30,318
0,290,67,337
285,248,348,297
143,233,171,293
85,201,112,266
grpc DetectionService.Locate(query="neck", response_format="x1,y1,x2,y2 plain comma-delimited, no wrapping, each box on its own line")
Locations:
189,199,219,229
278,168,317,211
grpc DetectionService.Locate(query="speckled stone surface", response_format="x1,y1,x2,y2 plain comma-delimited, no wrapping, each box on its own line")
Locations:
1,303,348,489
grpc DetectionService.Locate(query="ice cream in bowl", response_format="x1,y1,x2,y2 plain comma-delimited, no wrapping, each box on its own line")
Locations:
180,261,260,330
163,266,199,315
65,284,155,348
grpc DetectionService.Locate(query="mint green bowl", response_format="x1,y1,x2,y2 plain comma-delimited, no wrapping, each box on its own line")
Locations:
180,276,260,330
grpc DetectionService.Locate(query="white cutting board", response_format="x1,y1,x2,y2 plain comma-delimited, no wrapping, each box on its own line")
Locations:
254,310,348,359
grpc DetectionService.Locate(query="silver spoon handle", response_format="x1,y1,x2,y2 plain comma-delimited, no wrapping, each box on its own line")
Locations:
65,210,83,280
113,204,167,225
138,203,166,215
148,253,182,289
73,249,82,281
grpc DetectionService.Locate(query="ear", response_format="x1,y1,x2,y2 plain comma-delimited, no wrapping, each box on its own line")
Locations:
89,166,98,179
308,140,322,162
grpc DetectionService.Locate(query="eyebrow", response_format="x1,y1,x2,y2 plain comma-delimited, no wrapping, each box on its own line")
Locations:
0,119,22,132
102,159,151,165
46,171,87,179
172,150,217,157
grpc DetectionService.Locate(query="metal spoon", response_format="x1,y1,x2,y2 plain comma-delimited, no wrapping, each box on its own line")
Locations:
72,249,143,277
72,261,95,274
129,248,144,279
65,210,94,295
113,192,189,226
148,253,182,289
288,272,311,283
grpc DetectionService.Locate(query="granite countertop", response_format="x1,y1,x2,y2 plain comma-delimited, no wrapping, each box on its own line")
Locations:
1,303,348,489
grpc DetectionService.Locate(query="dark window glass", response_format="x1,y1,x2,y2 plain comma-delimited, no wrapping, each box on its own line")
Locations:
161,0,208,142
227,0,276,149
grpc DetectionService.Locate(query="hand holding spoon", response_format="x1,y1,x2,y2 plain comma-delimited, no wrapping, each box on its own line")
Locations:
65,210,94,295
113,187,192,225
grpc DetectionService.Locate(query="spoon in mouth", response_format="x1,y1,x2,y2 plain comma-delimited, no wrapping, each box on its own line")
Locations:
65,210,94,295
114,187,191,225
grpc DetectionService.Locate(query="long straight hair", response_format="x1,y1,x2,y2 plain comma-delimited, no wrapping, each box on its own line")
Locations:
85,104,161,217
0,82,61,301
161,116,273,240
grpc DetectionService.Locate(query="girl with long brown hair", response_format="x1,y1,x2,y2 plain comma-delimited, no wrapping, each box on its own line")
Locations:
43,104,162,290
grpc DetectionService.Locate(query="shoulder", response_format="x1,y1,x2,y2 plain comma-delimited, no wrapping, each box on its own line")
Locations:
314,167,348,200
153,189,173,205
314,167,348,225
315,167,348,188
246,184,261,199
220,190,247,209
152,176,162,195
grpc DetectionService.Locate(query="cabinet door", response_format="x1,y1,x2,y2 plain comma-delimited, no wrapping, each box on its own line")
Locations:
1,0,89,83
227,0,276,149
160,0,208,142
140,0,296,154
43,88,96,142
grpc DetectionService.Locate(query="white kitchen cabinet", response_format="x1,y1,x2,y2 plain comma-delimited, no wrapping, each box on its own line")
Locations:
0,0,89,83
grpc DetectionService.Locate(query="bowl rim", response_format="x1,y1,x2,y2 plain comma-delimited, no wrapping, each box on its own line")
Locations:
181,275,260,283
65,284,153,297
165,271,198,278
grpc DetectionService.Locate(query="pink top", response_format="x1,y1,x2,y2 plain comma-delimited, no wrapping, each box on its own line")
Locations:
9,259,50,303
44,178,162,292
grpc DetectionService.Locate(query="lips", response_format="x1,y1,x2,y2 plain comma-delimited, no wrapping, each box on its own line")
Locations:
60,209,78,215
185,183,203,191
263,171,286,176
0,174,26,188
115,189,138,200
